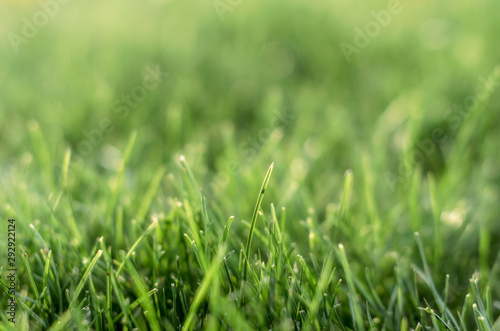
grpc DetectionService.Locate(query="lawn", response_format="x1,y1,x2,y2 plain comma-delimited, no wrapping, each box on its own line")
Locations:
1,0,500,329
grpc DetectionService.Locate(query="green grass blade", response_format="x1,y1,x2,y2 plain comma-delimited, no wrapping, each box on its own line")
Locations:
221,216,234,245
116,219,158,277
337,243,365,331
21,251,45,323
339,169,354,223
105,130,138,222
68,249,103,310
124,259,161,331
42,250,52,301
183,245,226,330
136,165,166,222
243,162,274,281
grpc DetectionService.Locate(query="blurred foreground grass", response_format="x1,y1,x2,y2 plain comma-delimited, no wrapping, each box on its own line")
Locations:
1,0,500,329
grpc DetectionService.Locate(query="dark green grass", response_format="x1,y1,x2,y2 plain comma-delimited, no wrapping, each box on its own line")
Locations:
1,0,500,329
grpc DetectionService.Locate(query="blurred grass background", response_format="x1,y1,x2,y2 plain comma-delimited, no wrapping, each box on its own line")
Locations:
1,0,500,327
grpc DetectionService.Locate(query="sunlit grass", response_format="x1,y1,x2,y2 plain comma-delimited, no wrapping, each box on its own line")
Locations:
1,0,500,329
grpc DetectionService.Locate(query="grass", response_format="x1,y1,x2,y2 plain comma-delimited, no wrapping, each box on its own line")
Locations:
1,0,500,329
